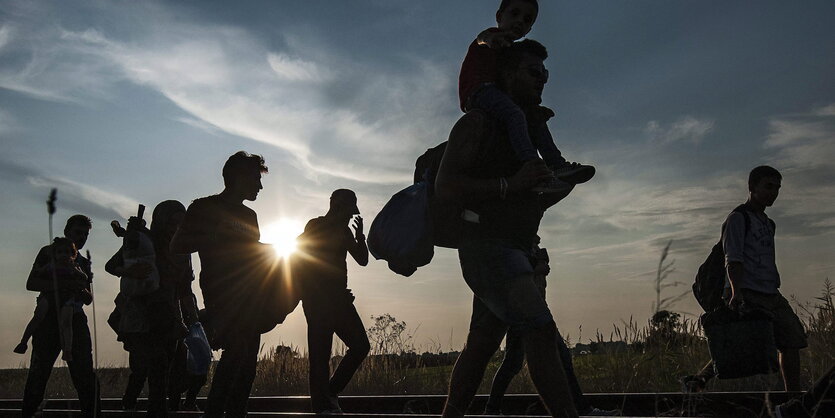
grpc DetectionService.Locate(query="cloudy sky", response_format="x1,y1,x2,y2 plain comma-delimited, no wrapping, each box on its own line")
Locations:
1,0,833,368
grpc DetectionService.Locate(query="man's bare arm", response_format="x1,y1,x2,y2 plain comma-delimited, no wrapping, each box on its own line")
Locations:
435,112,552,203
726,261,744,307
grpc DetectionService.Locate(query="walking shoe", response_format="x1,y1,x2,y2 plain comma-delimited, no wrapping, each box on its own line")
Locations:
774,399,811,418
584,406,621,416
531,176,573,194
13,342,27,354
552,161,595,184
679,374,708,393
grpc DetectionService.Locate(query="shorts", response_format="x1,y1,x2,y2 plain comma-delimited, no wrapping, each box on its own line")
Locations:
458,238,553,340
740,289,808,350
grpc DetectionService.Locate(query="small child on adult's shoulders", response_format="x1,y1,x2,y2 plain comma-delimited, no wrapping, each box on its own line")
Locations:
14,237,91,360
458,0,595,193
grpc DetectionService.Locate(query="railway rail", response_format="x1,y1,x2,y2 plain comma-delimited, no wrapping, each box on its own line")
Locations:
0,391,799,417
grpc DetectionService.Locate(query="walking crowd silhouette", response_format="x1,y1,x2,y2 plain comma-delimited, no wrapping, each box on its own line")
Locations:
14,1,832,417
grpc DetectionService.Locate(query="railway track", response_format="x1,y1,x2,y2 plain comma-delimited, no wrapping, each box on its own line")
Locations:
0,391,799,417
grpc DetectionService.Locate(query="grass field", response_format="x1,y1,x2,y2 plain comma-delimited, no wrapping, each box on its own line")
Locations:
1,280,832,400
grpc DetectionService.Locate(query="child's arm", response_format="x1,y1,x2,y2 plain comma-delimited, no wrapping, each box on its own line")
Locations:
476,28,514,49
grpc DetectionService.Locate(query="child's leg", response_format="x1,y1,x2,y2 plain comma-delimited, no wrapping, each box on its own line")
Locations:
59,305,74,361
15,298,50,353
529,120,566,168
469,85,539,161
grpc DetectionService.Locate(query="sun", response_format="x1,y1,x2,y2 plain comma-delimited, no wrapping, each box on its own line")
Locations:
260,218,305,258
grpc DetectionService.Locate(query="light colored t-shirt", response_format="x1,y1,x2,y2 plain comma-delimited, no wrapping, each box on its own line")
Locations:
722,209,780,294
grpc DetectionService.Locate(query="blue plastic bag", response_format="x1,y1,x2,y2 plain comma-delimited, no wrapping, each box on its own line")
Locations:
184,322,213,376
368,181,434,276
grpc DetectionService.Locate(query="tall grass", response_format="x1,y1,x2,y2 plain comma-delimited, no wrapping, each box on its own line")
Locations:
2,280,832,399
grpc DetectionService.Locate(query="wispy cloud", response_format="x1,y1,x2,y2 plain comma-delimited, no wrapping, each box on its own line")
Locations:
0,1,454,185
645,116,714,144
0,159,138,220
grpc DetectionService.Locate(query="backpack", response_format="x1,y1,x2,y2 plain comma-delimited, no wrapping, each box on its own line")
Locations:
692,204,775,312
367,181,434,276
413,142,464,249
367,142,464,276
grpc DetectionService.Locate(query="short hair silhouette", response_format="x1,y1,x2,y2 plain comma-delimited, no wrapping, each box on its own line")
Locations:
498,0,538,15
496,39,548,78
64,214,92,235
222,151,268,187
748,165,782,191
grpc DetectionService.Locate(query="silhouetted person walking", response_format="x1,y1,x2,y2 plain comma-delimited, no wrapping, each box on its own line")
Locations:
297,189,370,414
436,39,578,418
22,214,100,417
485,239,617,416
170,151,270,417
106,201,192,416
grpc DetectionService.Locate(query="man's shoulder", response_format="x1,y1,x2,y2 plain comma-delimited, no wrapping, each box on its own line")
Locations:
189,195,221,208
33,245,51,265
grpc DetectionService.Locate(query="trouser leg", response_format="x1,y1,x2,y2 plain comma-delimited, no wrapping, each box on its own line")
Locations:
22,317,61,417
145,341,171,417
328,301,370,396
306,308,336,412
206,331,260,418
65,314,100,417
123,350,147,408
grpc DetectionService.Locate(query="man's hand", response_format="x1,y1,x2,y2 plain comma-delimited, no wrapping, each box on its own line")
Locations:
125,262,153,280
507,159,553,192
477,29,514,49
352,216,365,240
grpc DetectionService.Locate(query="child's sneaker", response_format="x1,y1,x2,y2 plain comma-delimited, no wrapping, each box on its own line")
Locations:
532,176,573,194
13,342,27,354
552,161,595,184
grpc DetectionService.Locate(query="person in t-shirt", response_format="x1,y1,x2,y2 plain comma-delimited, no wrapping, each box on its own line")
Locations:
459,0,594,193
170,151,272,418
297,189,370,414
681,166,807,393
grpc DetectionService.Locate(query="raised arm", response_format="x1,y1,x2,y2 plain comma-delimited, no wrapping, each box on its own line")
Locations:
348,216,368,266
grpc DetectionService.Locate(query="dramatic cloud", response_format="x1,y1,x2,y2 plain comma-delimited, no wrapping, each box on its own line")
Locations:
0,1,454,185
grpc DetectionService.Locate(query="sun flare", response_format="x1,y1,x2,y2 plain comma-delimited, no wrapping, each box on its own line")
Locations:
261,218,305,258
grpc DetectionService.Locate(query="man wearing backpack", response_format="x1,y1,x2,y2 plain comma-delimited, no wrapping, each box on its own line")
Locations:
683,166,807,392
435,39,579,418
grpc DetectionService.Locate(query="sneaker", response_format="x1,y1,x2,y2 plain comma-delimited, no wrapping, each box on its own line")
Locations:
316,408,343,415
552,162,595,184
531,176,573,194
679,374,707,393
774,399,809,418
584,406,621,416
13,342,27,354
